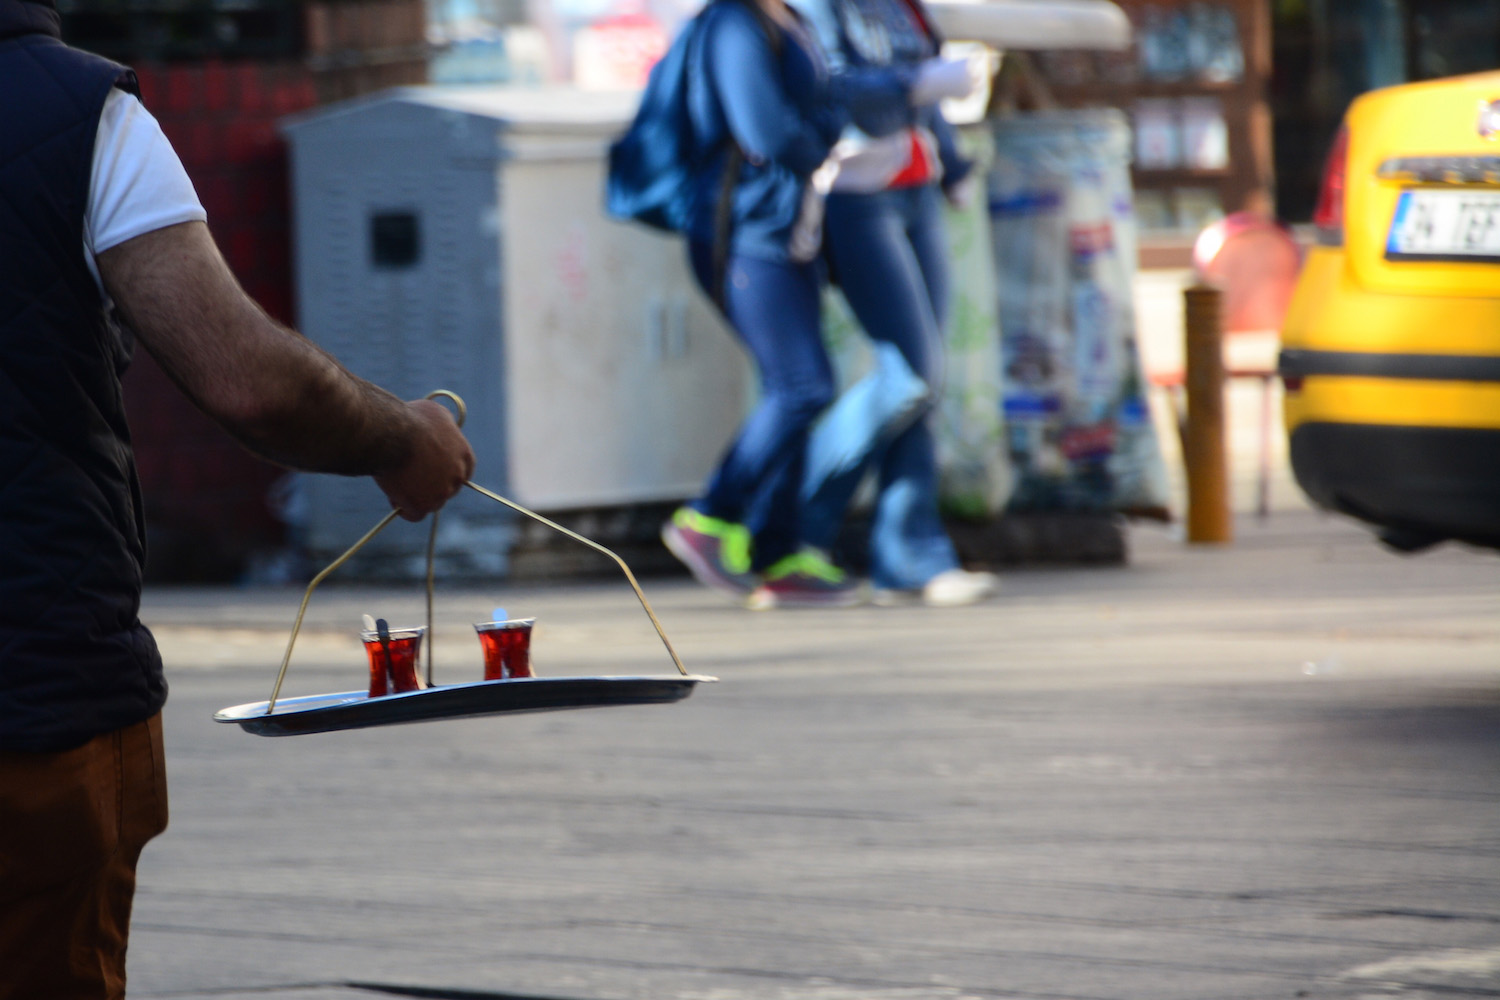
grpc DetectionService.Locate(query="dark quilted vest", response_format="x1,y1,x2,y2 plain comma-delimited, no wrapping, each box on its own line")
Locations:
0,0,166,751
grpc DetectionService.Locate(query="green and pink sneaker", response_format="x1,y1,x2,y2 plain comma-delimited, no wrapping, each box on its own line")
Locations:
661,507,757,596
746,550,860,610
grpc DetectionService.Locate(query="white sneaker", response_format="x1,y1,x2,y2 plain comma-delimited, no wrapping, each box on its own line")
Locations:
871,569,999,607
919,569,999,607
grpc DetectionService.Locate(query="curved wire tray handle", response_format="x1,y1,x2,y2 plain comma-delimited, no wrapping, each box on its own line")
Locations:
264,394,688,715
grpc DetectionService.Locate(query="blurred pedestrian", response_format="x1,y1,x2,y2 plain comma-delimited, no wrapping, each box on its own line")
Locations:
651,0,862,608
788,0,1000,606
0,2,474,994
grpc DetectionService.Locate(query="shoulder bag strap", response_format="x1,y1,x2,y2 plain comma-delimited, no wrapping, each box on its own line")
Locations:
710,0,785,311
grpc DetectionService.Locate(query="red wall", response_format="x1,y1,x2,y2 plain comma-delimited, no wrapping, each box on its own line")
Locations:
112,0,427,580
123,61,317,580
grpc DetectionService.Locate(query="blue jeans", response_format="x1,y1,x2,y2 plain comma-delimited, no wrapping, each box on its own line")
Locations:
801,185,961,590
688,241,835,570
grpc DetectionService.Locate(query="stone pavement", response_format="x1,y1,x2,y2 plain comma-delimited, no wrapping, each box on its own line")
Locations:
126,500,1500,1000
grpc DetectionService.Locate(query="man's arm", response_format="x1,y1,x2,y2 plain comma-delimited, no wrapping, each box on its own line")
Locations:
97,220,474,520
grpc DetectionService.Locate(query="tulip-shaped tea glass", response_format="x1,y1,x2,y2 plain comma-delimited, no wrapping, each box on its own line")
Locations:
362,625,426,696
474,618,535,680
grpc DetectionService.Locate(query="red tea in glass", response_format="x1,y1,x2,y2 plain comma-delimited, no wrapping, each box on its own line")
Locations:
361,626,426,697
474,618,534,680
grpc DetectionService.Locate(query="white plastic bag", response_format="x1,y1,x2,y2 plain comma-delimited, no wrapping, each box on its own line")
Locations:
936,125,1010,518
989,109,1171,517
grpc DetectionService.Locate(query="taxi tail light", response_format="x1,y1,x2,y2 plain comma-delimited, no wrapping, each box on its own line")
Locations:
1311,125,1348,246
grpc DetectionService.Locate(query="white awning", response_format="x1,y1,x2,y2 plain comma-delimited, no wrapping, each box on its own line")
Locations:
926,0,1132,51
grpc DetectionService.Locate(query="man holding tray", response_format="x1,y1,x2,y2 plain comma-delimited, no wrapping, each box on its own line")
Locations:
0,0,476,994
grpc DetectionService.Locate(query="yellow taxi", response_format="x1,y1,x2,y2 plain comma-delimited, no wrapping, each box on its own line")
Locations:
1280,70,1500,552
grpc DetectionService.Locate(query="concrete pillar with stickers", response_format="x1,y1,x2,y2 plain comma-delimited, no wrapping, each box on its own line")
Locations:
898,0,1173,565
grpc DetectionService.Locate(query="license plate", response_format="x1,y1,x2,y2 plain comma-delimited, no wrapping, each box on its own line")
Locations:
1386,189,1500,262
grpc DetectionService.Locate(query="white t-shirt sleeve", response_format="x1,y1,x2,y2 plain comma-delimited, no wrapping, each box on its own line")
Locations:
85,87,207,292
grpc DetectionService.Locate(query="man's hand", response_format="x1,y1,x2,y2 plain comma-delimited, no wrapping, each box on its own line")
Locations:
374,399,475,521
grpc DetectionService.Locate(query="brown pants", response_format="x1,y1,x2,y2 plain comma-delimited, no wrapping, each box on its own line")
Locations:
0,713,168,1000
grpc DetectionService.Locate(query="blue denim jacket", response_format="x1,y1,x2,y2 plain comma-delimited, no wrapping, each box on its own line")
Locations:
682,0,847,262
788,0,972,190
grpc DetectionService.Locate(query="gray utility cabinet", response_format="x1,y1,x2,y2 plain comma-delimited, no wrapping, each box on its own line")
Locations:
282,87,748,575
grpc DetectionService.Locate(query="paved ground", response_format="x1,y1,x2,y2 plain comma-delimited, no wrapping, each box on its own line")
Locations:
127,497,1500,1000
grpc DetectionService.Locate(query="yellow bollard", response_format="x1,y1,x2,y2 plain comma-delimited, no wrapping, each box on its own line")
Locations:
1183,285,1232,543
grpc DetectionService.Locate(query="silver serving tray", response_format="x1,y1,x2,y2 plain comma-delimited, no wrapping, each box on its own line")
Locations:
215,674,717,737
